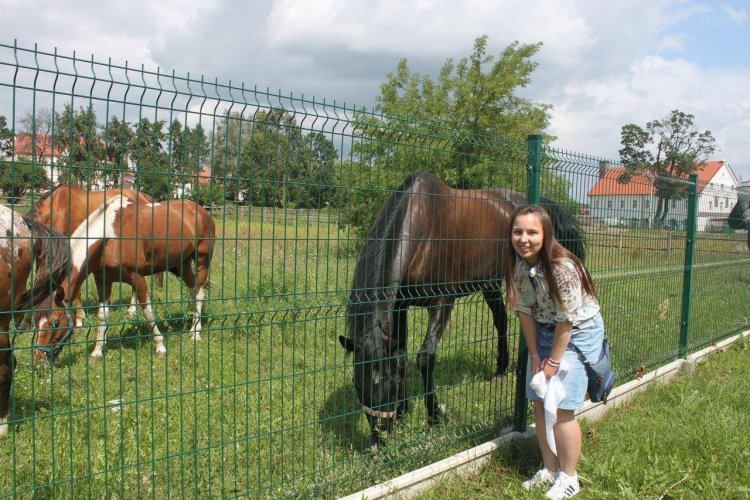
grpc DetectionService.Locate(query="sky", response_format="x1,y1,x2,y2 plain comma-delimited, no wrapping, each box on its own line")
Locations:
1,0,749,181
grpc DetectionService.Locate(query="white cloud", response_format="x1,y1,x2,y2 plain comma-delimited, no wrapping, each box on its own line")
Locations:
723,3,748,25
1,0,748,179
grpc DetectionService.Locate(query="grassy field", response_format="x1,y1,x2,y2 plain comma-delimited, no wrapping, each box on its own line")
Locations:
0,213,748,497
417,335,750,499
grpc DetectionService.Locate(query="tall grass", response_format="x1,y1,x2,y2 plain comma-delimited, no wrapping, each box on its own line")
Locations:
417,336,750,499
0,216,747,497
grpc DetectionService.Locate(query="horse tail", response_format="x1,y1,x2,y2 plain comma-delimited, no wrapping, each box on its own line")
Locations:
541,197,586,262
346,173,428,341
17,217,72,311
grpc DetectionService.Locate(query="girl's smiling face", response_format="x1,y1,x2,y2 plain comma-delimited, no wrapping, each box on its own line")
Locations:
511,213,544,266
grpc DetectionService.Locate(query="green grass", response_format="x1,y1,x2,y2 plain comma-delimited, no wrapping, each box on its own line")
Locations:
0,217,748,497
417,336,750,499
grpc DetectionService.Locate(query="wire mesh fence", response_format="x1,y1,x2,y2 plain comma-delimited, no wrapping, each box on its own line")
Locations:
0,41,748,497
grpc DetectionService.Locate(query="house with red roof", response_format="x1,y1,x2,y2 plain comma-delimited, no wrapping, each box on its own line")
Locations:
588,160,740,231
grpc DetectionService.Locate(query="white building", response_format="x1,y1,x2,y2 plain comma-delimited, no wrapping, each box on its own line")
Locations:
588,161,740,231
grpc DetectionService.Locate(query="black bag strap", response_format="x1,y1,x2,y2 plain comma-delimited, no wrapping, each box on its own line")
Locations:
569,330,608,368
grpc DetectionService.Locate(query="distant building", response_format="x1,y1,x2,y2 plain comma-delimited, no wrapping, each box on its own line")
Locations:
588,160,740,231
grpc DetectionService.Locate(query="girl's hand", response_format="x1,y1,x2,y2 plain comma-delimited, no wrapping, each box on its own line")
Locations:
541,358,560,379
531,354,542,374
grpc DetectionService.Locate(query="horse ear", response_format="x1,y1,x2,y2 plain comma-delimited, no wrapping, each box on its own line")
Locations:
54,285,65,305
339,335,354,352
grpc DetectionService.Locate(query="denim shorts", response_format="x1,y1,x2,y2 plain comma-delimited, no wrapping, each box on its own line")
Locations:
525,313,605,410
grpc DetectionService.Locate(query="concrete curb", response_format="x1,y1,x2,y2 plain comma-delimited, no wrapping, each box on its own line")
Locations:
340,329,749,500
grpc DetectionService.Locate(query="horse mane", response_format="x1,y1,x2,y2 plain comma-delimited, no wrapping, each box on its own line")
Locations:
540,198,587,262
487,188,586,261
17,215,72,311
346,172,427,345
27,183,65,219
728,193,750,230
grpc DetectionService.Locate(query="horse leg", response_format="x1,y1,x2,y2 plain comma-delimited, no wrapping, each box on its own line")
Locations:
90,273,113,359
129,273,166,356
178,259,206,341
393,305,409,419
483,290,509,380
416,299,454,426
0,326,12,437
74,295,86,328
127,290,138,317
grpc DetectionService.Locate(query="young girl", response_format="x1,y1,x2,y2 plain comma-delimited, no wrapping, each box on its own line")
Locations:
504,205,604,499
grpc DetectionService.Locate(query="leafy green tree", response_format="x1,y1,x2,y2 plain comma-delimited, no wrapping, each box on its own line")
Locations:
188,182,226,206
0,116,13,157
619,110,717,223
293,132,339,208
103,116,134,186
56,104,107,187
339,35,557,237
0,159,48,202
131,118,171,200
376,36,551,147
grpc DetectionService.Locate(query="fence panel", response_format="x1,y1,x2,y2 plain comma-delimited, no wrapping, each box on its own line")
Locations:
0,41,748,497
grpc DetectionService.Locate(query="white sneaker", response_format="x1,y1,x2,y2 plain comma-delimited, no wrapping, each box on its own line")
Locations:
546,471,580,499
522,467,556,490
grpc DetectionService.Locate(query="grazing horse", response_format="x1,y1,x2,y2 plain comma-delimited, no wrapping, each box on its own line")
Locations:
728,193,750,269
339,172,585,448
33,196,215,360
0,204,71,436
29,184,162,326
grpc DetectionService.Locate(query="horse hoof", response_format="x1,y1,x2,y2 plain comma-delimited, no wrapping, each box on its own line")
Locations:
126,309,137,317
426,403,448,426
0,417,8,437
192,334,202,341
489,372,505,383
155,346,167,356
90,351,103,360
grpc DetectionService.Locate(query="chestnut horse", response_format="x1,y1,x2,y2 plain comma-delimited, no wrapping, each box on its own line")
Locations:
338,172,585,448
29,184,162,326
33,196,215,360
0,204,71,436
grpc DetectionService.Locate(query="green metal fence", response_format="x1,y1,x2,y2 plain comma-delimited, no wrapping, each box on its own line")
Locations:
0,41,748,497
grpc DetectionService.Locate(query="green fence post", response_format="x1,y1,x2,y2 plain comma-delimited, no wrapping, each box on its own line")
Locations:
513,134,543,432
678,173,698,358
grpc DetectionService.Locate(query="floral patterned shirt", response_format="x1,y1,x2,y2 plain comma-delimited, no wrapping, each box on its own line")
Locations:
512,258,600,326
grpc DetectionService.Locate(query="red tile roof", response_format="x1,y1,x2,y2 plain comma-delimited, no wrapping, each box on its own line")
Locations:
589,161,730,196
588,168,655,196
13,133,60,158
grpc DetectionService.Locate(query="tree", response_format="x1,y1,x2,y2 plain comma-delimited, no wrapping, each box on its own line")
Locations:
131,118,171,199
103,116,134,186
0,116,13,157
619,110,717,223
56,104,107,186
339,35,557,237
18,109,55,164
376,36,551,144
0,159,48,202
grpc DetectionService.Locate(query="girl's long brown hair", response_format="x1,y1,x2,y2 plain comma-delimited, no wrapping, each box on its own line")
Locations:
504,205,596,310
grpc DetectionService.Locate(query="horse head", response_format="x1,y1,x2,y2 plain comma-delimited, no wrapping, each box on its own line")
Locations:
33,286,75,362
339,318,405,441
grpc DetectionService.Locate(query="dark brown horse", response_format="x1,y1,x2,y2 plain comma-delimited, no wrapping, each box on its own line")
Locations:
29,184,162,327
339,172,585,448
0,204,71,436
729,192,750,277
33,196,215,360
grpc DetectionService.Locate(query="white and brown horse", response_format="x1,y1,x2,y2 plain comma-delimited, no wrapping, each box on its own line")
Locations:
1,204,71,436
33,196,215,359
29,184,162,326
